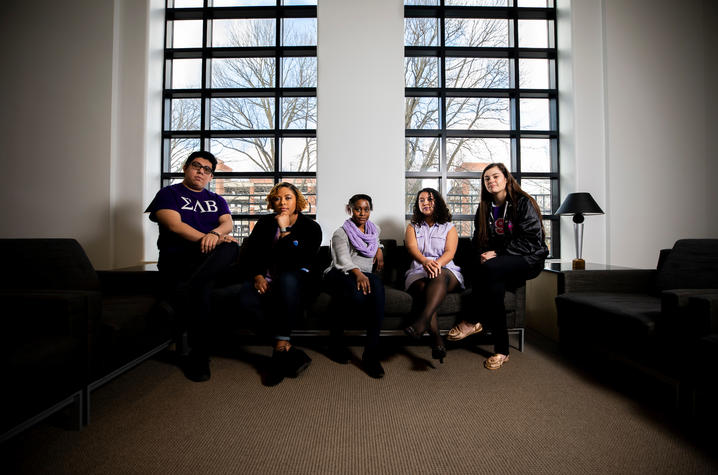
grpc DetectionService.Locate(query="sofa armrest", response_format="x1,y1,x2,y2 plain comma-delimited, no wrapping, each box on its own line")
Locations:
657,289,718,338
686,292,718,335
661,289,718,313
97,269,163,296
561,269,657,294
0,290,100,337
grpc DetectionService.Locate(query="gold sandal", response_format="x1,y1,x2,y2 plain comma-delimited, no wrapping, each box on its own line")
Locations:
447,321,483,341
484,354,509,370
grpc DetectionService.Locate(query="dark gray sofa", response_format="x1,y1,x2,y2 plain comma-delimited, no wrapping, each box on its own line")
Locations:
687,293,718,421
555,239,718,406
1,235,527,441
0,239,172,441
212,238,526,350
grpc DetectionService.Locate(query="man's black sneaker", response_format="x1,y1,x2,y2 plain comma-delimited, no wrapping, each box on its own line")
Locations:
362,349,385,379
283,347,312,378
183,352,211,382
328,345,352,364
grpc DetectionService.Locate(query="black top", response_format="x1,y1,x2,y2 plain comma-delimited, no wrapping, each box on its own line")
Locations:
473,194,549,267
242,212,322,279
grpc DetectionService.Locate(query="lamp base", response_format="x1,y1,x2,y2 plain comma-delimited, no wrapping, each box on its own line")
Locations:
572,258,585,270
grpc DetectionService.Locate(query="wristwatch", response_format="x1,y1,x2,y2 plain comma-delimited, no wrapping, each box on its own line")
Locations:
280,226,292,233
208,231,220,237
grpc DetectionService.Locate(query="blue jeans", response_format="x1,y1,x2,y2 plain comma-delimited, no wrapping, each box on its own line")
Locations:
238,269,309,341
324,268,385,349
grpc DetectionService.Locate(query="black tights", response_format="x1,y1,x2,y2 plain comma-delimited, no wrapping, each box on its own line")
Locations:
408,271,460,347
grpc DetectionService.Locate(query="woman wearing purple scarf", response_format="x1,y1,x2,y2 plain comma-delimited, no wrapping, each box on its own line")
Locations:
323,194,386,379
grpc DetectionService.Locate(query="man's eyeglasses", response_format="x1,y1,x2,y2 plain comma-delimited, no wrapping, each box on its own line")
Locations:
189,162,213,175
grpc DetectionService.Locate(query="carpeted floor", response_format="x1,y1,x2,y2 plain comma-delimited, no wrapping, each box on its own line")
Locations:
2,336,717,474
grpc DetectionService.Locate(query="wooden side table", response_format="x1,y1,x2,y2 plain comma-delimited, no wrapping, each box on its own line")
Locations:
525,261,630,341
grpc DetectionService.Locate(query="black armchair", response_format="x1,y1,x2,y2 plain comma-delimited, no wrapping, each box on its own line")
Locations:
555,239,718,406
0,239,98,441
0,239,173,441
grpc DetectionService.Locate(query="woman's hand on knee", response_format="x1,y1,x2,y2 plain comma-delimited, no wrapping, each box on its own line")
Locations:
423,259,441,278
480,251,497,264
253,275,269,295
352,269,371,295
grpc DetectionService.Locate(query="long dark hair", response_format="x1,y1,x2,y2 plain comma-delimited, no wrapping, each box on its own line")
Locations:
475,163,545,246
410,188,452,225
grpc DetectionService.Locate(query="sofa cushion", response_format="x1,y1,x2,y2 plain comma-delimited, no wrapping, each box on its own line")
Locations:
556,292,662,342
384,287,413,315
655,239,718,291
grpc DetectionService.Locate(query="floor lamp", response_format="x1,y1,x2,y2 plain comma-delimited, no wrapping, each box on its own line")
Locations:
555,192,604,269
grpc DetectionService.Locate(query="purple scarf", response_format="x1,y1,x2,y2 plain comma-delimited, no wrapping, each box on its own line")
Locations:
342,218,379,257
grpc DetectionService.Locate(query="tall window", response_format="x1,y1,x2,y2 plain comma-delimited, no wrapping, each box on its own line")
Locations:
404,0,559,255
163,0,317,241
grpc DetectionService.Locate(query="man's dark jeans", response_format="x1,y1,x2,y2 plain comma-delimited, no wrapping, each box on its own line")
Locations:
158,241,239,355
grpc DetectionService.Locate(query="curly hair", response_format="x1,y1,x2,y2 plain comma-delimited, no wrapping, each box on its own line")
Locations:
410,187,452,225
265,182,309,214
475,163,545,246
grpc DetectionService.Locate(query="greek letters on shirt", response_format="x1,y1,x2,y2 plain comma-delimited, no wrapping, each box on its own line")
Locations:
180,196,219,213
491,202,511,237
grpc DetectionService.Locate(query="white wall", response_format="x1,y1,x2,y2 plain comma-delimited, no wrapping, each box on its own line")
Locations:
111,0,153,268
604,0,716,266
557,0,608,264
2,0,716,269
113,0,164,267
0,0,115,269
560,0,718,268
316,0,406,243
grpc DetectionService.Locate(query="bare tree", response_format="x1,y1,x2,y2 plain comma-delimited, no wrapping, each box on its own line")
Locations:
209,19,316,173
405,8,510,213
169,99,201,172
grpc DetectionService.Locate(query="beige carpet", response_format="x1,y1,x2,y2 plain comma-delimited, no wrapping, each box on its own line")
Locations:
2,339,717,474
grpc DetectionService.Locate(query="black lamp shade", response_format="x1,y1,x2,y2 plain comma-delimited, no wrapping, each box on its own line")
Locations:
555,192,604,216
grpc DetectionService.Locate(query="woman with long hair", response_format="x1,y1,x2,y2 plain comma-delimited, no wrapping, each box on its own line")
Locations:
448,163,548,370
324,194,386,378
403,188,464,364
239,182,322,386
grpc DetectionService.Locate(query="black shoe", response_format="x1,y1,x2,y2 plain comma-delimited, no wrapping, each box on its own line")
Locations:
328,345,352,364
264,350,287,387
431,346,447,364
283,347,312,378
183,352,211,382
362,349,385,379
404,325,423,340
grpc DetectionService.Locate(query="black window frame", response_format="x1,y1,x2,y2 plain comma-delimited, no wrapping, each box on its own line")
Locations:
162,0,318,239
404,0,560,257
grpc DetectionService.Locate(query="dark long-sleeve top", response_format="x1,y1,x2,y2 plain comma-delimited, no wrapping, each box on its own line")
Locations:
242,212,322,280
472,194,549,267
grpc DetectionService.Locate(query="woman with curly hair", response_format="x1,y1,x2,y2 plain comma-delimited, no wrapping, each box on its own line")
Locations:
403,188,464,364
447,163,548,370
239,182,322,386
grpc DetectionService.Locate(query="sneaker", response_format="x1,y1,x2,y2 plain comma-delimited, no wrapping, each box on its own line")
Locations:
183,352,211,382
283,347,312,378
328,345,352,364
362,348,385,379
